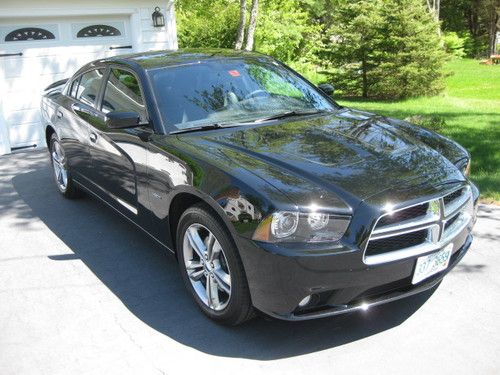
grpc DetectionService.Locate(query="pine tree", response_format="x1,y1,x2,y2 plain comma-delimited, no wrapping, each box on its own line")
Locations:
324,0,447,99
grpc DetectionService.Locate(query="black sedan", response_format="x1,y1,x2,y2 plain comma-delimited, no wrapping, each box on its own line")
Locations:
41,49,479,325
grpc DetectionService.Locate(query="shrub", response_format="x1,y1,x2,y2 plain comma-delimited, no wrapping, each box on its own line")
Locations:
176,0,239,49
443,32,466,58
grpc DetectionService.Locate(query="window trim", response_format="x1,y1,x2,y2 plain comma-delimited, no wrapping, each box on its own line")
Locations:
69,68,107,109
99,65,150,126
67,76,82,98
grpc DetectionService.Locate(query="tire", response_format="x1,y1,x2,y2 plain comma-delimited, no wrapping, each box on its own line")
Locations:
49,133,83,199
176,203,254,325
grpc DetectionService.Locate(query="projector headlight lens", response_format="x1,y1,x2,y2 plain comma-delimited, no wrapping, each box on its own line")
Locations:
253,210,350,243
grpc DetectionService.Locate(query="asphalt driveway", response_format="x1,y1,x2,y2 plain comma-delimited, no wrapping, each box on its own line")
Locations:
1,150,499,375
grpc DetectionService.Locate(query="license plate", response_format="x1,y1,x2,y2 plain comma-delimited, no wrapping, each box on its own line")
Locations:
412,244,453,284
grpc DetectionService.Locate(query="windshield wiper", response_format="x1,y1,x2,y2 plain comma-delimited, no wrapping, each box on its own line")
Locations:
170,123,238,135
252,109,331,123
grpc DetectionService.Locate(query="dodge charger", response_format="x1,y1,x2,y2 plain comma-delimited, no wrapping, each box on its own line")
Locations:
41,49,479,325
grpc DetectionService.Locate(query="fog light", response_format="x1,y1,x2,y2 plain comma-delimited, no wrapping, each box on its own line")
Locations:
298,295,312,307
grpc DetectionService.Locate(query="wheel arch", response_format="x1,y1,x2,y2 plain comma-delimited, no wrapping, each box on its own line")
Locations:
166,187,241,256
45,125,56,148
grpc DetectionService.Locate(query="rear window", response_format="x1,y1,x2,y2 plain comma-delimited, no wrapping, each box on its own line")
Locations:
75,69,106,108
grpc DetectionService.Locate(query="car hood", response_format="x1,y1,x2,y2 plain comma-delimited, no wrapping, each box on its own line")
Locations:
175,109,467,209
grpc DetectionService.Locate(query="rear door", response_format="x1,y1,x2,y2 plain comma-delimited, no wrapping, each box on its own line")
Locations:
64,68,107,184
88,67,150,221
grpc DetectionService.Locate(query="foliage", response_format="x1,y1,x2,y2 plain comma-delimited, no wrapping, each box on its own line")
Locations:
339,59,500,201
443,32,467,58
254,0,321,63
321,0,447,99
440,0,499,57
176,0,239,48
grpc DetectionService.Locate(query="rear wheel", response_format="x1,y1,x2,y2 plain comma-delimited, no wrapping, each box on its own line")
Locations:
49,133,82,199
176,204,254,325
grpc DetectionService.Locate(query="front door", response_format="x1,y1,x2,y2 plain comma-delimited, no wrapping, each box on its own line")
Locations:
88,67,150,221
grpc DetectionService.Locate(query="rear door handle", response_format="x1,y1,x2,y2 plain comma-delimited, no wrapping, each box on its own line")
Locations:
56,111,63,119
72,102,91,115
89,132,97,143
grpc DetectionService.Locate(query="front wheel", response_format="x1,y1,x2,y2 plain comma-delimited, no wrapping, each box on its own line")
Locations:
176,204,254,325
49,133,82,199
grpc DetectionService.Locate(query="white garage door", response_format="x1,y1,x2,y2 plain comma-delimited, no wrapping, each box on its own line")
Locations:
0,15,134,153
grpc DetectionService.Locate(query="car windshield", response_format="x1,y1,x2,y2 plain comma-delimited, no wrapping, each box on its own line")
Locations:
149,58,338,131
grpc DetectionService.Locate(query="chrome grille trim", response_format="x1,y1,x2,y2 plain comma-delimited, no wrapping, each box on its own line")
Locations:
370,212,438,240
364,185,472,265
444,187,469,217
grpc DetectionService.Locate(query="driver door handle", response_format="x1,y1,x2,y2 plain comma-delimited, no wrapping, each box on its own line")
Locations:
89,132,97,143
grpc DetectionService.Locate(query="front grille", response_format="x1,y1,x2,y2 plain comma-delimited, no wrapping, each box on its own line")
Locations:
366,230,428,256
443,188,463,206
444,213,459,230
377,203,428,227
364,185,473,265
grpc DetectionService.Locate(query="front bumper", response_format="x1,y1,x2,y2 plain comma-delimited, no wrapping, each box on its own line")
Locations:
236,184,478,321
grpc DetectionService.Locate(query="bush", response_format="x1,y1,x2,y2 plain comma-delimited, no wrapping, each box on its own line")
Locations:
443,32,466,58
176,0,239,49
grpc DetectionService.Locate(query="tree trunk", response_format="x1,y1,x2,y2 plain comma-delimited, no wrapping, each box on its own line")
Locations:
488,4,499,56
235,0,247,50
426,0,441,36
244,0,259,51
361,53,368,98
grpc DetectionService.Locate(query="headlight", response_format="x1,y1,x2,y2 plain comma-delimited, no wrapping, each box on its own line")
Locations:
463,159,471,178
252,210,350,243
457,158,471,178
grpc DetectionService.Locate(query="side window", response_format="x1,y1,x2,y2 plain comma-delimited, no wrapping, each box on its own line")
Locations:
69,77,80,98
75,69,106,108
101,68,147,122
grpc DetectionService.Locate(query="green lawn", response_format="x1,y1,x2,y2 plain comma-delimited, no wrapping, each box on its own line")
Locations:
335,59,500,202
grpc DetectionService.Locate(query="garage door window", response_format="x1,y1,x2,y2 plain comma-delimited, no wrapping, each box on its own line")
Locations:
1,25,59,43
77,25,121,38
75,69,106,108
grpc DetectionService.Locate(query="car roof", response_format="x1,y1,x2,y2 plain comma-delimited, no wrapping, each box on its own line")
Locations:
100,48,268,71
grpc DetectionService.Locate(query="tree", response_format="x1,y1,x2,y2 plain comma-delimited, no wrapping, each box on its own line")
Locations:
254,0,321,62
244,0,259,51
176,0,239,49
440,0,499,57
235,0,247,50
426,0,441,22
485,0,499,55
323,0,447,99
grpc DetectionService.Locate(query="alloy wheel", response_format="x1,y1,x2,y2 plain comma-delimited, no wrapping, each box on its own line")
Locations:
51,140,68,191
182,223,232,311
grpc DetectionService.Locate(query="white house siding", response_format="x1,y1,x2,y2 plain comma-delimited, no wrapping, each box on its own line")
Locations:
0,0,177,155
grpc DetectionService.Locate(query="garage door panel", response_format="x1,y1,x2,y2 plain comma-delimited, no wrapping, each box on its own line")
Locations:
3,59,67,80
8,122,43,147
6,109,41,126
3,73,67,96
0,15,133,151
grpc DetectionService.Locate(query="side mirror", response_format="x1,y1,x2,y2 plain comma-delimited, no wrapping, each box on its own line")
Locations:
105,111,141,129
318,83,335,96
